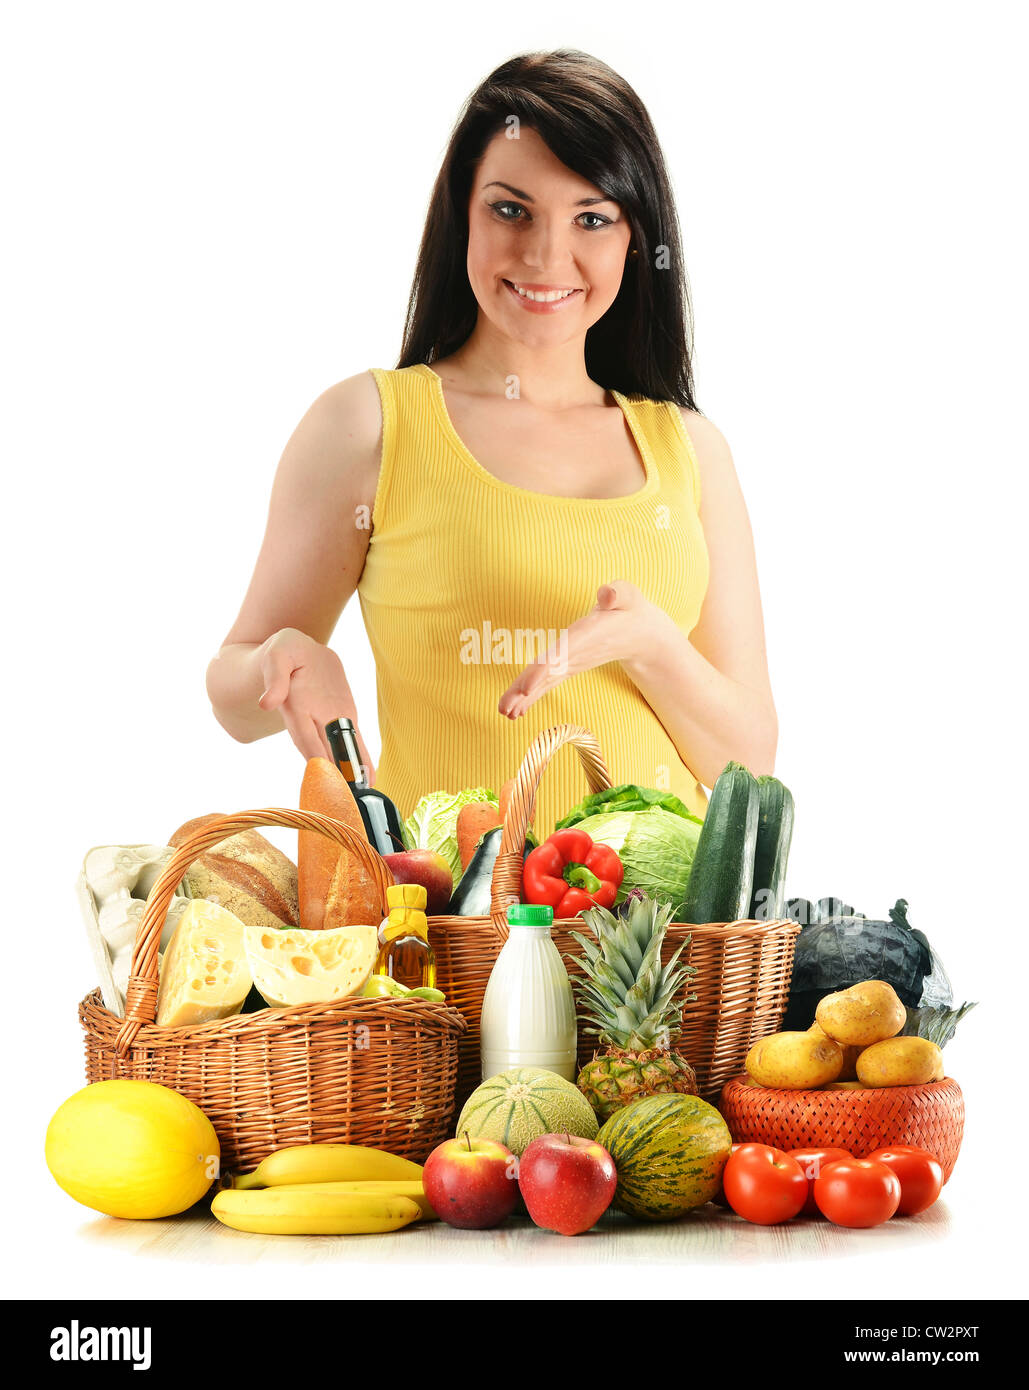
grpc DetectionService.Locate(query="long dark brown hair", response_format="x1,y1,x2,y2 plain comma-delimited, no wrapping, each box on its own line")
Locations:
397,49,700,409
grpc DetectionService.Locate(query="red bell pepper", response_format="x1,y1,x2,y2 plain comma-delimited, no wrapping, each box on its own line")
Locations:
521,828,625,918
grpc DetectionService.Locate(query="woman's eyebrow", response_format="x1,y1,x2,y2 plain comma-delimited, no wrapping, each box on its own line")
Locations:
482,180,615,207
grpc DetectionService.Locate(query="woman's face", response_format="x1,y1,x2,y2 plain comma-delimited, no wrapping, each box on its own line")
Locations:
466,127,632,348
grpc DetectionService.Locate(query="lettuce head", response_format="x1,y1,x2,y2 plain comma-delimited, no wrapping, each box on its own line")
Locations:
572,805,703,917
402,787,498,883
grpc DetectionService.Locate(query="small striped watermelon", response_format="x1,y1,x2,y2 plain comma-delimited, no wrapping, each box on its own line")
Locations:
456,1067,599,1157
597,1094,732,1220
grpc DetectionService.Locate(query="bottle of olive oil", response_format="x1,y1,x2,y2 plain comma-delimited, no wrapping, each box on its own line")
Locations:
375,883,436,990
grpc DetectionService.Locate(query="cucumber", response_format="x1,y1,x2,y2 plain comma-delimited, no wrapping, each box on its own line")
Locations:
748,776,795,920
680,762,760,924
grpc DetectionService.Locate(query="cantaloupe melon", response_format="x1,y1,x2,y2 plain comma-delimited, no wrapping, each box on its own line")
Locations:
456,1067,598,1156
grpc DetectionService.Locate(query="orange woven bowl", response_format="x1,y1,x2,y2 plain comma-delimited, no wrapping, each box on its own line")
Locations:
718,1075,965,1181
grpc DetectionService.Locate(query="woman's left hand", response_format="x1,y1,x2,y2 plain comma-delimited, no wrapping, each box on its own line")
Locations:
497,580,666,718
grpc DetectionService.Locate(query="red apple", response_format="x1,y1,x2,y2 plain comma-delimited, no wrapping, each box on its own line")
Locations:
383,850,453,915
518,1132,617,1236
422,1133,519,1229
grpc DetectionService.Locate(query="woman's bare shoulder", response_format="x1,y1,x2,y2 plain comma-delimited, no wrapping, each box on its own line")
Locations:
676,405,729,454
675,405,737,484
313,370,384,454
275,370,383,502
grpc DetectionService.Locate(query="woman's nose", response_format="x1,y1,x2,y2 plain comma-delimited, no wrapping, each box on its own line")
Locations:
520,219,571,272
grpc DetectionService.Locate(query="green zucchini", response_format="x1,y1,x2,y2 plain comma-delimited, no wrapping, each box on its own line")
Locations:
747,775,795,920
680,762,760,924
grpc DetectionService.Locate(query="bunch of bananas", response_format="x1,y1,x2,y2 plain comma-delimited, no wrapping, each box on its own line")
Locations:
212,1143,437,1236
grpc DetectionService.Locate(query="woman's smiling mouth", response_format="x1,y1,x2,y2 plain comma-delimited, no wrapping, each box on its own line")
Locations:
502,279,584,311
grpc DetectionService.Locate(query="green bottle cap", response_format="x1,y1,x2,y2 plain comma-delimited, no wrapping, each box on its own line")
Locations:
507,903,554,926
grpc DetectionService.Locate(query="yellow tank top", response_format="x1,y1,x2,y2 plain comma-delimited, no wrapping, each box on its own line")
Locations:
358,363,711,840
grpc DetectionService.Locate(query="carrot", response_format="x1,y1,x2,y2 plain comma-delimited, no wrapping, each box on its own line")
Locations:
456,801,503,870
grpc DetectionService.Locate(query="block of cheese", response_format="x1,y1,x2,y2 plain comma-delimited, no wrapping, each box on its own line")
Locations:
156,900,253,1028
243,922,378,1009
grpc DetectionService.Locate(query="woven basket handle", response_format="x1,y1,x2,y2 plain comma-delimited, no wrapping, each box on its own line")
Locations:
114,808,395,1056
488,724,612,939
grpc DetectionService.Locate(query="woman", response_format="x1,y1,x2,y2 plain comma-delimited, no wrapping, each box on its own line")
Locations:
206,49,778,838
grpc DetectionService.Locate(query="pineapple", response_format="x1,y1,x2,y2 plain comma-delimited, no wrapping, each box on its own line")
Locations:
568,892,699,1122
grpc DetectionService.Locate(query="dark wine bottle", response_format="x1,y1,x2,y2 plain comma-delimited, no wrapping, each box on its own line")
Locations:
324,718,406,856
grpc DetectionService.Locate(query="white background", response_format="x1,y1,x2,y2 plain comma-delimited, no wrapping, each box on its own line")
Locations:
3,0,1026,1301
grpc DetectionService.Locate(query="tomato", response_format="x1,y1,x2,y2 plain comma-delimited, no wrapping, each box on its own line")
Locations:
722,1143,808,1224
710,1143,766,1208
866,1146,944,1216
813,1157,902,1228
788,1147,852,1217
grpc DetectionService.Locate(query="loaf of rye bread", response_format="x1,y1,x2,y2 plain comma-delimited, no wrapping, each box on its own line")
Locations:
168,814,299,930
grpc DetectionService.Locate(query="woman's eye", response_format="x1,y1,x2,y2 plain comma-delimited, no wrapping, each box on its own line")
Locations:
487,201,612,230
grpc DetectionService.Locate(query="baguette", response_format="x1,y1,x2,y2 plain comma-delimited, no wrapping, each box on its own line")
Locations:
299,758,384,929
168,815,299,930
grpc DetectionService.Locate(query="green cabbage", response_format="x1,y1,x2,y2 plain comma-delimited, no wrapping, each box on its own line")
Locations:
556,783,699,828
402,787,498,883
572,806,703,917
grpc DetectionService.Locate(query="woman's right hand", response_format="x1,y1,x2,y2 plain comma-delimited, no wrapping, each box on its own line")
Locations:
256,627,376,780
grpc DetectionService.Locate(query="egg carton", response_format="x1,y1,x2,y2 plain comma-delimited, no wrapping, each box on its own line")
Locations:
76,844,193,1017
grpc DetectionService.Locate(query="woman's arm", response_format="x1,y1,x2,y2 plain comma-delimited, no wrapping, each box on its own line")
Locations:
619,410,778,787
206,370,383,766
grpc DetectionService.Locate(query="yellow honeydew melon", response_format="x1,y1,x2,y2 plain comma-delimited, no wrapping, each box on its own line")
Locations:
244,922,378,1008
45,1079,220,1219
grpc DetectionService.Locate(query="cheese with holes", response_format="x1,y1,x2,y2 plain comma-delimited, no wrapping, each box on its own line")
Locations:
243,922,378,1008
156,901,253,1028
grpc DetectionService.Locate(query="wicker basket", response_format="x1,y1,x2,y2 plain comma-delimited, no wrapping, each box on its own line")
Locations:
428,724,802,1111
718,1075,965,1180
79,809,466,1172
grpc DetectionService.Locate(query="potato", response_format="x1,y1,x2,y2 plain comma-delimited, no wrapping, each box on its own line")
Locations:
745,1031,844,1090
815,980,906,1047
855,1036,945,1088
824,1080,867,1090
808,1022,863,1079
